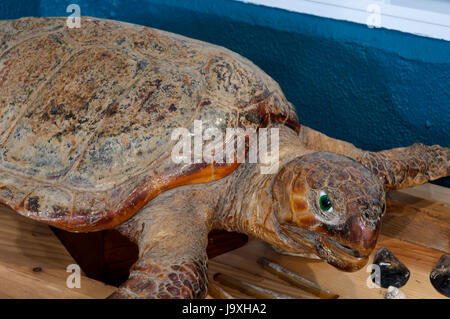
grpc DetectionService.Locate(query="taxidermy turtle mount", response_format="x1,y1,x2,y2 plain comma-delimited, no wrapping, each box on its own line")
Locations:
0,17,448,298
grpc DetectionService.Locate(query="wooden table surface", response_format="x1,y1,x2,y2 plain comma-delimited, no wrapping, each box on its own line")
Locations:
0,184,448,299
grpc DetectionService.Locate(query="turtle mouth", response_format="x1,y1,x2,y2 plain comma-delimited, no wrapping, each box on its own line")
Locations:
281,225,368,272
325,237,362,258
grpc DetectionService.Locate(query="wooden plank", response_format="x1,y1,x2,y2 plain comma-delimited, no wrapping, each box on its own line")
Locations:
209,255,316,299
0,206,116,299
382,195,449,253
397,183,450,206
209,236,446,299
0,260,115,299
382,185,450,252
0,183,448,299
382,201,450,252
208,185,450,299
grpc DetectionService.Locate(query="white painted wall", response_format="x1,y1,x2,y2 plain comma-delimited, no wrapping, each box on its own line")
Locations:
236,0,450,41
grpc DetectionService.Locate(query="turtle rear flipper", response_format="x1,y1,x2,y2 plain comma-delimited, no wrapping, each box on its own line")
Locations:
299,125,449,190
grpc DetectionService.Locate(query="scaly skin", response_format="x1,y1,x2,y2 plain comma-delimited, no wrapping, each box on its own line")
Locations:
110,185,213,299
109,186,212,299
109,125,306,298
0,17,298,232
299,125,450,189
0,17,448,299
109,125,448,298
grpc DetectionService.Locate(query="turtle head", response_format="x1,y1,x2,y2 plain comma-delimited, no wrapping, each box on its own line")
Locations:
271,151,386,271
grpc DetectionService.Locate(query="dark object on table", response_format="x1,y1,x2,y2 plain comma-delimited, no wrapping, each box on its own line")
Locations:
372,248,410,288
429,254,450,297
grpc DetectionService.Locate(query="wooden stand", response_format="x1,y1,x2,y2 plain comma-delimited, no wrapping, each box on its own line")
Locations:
0,183,448,298
50,227,248,286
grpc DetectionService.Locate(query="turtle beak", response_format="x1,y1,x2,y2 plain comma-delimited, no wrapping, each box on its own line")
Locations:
281,214,379,272
314,235,369,272
314,215,380,272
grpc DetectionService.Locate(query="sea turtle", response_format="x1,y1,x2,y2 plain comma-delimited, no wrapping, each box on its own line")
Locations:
0,17,448,299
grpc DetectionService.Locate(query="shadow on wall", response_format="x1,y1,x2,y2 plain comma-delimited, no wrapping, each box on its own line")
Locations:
1,0,449,186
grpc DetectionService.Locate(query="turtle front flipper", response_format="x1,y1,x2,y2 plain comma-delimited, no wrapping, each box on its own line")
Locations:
358,143,449,190
299,125,449,190
108,190,210,299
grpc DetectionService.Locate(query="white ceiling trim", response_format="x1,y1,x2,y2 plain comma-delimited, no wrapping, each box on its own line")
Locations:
235,0,450,41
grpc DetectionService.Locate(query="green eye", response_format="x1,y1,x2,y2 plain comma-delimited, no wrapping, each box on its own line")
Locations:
319,191,333,212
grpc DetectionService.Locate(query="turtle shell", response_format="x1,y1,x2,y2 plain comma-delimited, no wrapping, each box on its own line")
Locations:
0,17,299,231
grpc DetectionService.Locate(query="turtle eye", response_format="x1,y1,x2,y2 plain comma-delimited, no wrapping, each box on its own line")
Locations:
319,191,333,212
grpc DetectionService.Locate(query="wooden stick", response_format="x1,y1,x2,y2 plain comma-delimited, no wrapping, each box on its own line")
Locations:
208,281,234,299
213,273,295,299
257,257,339,299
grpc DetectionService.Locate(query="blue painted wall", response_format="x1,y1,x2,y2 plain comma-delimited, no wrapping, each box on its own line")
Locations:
2,0,449,186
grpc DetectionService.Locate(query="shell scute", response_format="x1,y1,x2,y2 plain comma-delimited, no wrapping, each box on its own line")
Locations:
2,46,145,182
0,32,72,145
0,17,299,231
24,186,73,220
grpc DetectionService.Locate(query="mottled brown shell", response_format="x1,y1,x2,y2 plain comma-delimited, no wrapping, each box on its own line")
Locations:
0,17,299,231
